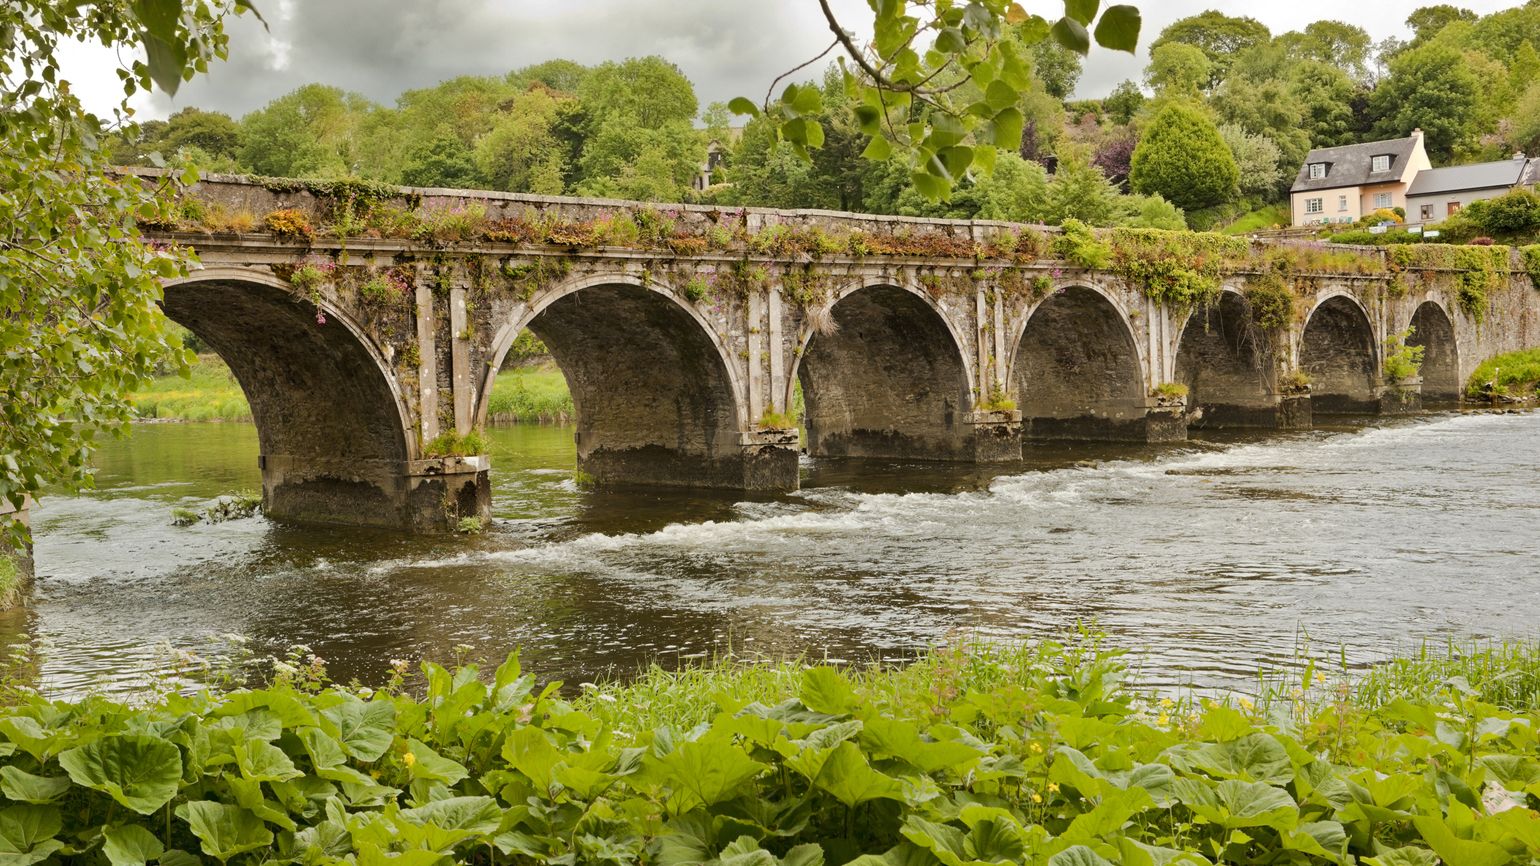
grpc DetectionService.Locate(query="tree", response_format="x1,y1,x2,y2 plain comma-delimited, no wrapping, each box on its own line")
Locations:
508,59,590,94
1045,143,1123,225
1292,21,1372,80
1509,81,1540,156
1370,44,1479,162
1117,194,1186,230
578,57,698,132
1293,61,1361,147
474,90,569,194
1218,124,1283,198
575,120,703,201
1103,80,1146,124
1033,40,1084,99
1149,12,1270,89
162,108,243,160
1145,43,1211,98
401,124,482,189
1406,5,1478,46
1129,103,1238,212
1211,76,1310,182
972,153,1051,221
2,0,247,547
239,84,378,177
1093,131,1137,188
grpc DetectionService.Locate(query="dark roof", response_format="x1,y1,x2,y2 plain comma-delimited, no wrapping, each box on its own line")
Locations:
1406,158,1528,197
1290,135,1420,193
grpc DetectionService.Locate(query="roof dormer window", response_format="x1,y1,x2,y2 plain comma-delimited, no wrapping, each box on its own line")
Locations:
1371,154,1391,172
1309,163,1327,180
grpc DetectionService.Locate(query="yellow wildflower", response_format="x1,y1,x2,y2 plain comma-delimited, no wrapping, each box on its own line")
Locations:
1239,698,1254,711
1158,713,1170,726
1048,782,1060,793
1031,792,1043,803
403,751,417,768
1159,697,1175,709
1029,742,1044,753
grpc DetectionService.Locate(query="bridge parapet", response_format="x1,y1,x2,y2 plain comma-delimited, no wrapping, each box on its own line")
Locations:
138,172,1540,532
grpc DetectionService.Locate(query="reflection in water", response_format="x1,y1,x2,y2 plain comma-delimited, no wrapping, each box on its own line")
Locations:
12,412,1540,696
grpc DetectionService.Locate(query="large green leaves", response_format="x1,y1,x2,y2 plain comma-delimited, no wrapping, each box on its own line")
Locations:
175,801,274,863
58,734,183,815
1173,778,1298,831
652,733,767,811
320,697,396,762
0,805,63,866
103,824,166,866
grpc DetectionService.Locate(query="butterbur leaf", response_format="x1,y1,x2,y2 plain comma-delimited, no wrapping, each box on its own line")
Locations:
1365,847,1440,866
321,698,395,762
964,815,1026,862
1191,733,1292,784
0,804,64,866
399,795,502,837
1050,844,1116,866
1412,816,1511,866
801,667,859,716
58,734,183,815
103,824,165,866
814,742,906,807
0,767,70,804
403,738,468,786
783,843,825,866
653,734,766,810
176,800,274,863
1093,5,1141,52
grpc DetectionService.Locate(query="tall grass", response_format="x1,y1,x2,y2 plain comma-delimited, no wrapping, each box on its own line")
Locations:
1465,347,1540,399
130,355,251,421
485,363,573,424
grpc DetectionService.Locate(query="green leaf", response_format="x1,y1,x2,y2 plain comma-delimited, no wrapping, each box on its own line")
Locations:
935,28,967,53
320,697,396,761
935,146,974,180
57,734,183,815
990,107,1025,149
861,136,894,160
984,79,1018,112
1050,17,1091,55
814,741,906,807
0,805,64,866
1050,844,1116,866
103,824,166,866
0,767,70,804
652,734,766,810
1365,847,1440,866
234,740,302,783
1174,778,1298,831
175,801,274,863
1064,0,1100,25
1093,5,1142,53
801,668,859,715
781,83,822,116
143,35,189,96
132,0,182,41
727,97,761,117
404,738,468,786
1191,733,1293,784
1412,816,1512,866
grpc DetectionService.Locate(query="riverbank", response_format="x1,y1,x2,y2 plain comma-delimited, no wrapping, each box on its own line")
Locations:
132,356,576,424
2,638,1538,864
1466,347,1540,401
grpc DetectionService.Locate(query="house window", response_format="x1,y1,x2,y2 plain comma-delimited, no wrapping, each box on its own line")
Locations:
1374,192,1392,209
1305,198,1324,214
1308,163,1327,180
1421,204,1435,221
1338,195,1348,211
1371,155,1391,172
1447,201,1462,215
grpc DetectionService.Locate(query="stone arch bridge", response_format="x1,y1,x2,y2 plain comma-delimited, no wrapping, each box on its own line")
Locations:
146,174,1540,532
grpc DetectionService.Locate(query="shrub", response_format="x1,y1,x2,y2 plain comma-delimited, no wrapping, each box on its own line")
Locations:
456,516,484,534
262,208,313,241
1522,244,1540,290
1382,328,1426,384
1129,102,1239,212
1470,236,1496,246
1051,219,1112,269
1465,347,1540,399
1467,188,1540,236
1279,370,1311,394
1151,382,1188,402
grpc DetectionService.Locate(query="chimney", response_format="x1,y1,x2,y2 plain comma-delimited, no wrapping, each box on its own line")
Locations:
1516,151,1527,161
1411,128,1423,141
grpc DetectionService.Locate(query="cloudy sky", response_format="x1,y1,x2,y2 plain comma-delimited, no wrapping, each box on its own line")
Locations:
61,0,1528,122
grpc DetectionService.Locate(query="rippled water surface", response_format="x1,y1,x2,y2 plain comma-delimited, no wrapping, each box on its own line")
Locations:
8,411,1540,696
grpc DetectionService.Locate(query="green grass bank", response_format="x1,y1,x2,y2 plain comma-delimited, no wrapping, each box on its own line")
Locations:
1466,347,1540,401
3,639,1539,865
132,357,577,424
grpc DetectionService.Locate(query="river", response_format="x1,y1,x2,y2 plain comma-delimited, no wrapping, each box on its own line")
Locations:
6,411,1539,697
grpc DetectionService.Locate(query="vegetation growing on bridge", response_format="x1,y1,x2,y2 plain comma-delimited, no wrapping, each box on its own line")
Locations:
4,640,1540,865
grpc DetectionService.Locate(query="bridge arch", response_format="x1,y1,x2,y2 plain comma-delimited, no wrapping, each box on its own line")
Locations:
1009,283,1150,440
480,272,757,488
1406,298,1460,403
1174,288,1275,427
788,278,977,460
160,267,429,527
1299,292,1379,413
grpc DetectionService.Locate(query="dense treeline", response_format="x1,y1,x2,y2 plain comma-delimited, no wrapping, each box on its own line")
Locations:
116,3,1540,232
